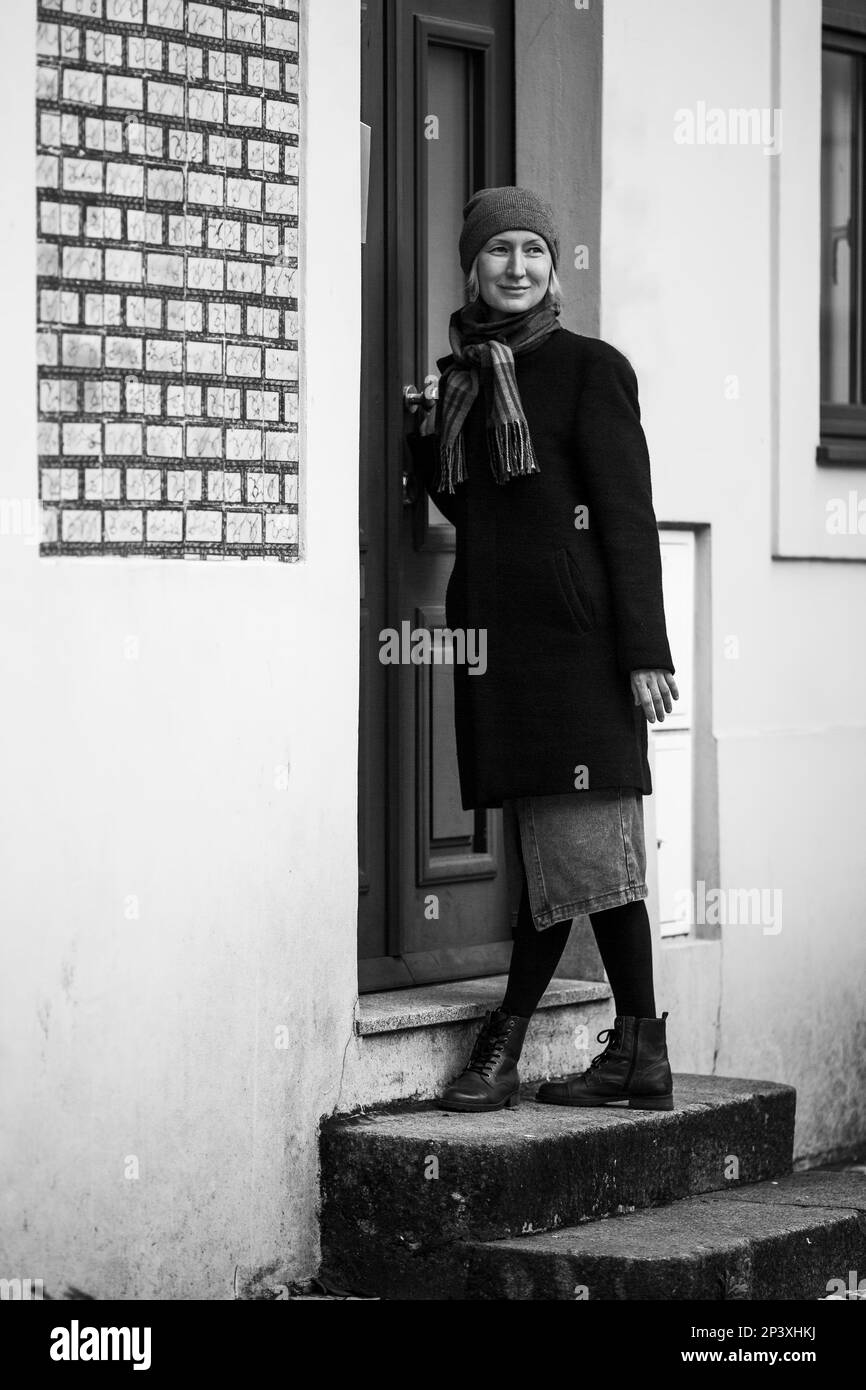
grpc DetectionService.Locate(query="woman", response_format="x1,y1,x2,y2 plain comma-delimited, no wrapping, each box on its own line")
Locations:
408,186,678,1114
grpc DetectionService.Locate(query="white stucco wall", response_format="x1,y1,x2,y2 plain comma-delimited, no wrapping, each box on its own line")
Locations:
0,0,360,1298
602,0,866,1161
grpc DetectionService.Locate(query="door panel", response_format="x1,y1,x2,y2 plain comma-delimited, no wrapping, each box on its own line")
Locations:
359,0,514,991
357,1,389,965
415,603,498,888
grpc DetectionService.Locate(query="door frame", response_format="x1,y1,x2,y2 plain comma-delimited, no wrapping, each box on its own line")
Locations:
358,0,605,993
359,0,515,992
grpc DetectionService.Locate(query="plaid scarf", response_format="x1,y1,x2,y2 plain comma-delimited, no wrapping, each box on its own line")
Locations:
435,296,561,494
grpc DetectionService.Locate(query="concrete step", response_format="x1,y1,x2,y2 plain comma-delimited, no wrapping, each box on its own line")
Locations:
465,1170,866,1300
320,1073,796,1299
337,976,612,1110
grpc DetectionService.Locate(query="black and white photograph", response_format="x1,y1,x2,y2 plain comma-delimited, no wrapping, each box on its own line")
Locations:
3,0,866,1350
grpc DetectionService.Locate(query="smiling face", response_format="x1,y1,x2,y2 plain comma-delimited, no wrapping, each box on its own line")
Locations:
475,229,553,319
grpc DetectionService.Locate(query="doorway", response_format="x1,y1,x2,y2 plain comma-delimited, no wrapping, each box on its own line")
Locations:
358,0,515,991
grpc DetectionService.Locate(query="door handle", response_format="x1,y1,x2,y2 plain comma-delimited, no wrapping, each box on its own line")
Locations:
403,375,437,505
403,375,438,413
401,468,419,507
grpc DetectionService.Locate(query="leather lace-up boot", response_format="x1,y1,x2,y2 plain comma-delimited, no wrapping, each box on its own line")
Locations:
536,1011,674,1110
437,1007,531,1113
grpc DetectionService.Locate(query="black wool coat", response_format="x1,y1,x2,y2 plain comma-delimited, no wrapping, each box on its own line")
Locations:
407,327,675,811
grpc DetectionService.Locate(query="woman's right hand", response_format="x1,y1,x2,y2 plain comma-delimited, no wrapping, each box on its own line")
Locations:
630,669,679,724
416,375,439,435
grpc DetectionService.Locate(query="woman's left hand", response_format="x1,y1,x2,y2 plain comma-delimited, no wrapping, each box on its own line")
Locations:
630,669,679,724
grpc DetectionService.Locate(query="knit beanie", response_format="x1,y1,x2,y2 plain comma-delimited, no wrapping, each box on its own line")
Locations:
458,186,560,274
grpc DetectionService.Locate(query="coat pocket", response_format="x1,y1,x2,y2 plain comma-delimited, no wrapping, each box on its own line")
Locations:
552,547,596,636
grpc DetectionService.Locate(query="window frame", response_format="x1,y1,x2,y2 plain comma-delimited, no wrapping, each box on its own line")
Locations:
819,13,866,464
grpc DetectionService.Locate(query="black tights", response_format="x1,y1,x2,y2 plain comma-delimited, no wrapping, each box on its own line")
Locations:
501,876,656,1020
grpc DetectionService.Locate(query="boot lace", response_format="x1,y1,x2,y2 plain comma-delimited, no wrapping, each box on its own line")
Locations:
587,1024,621,1070
466,1013,514,1079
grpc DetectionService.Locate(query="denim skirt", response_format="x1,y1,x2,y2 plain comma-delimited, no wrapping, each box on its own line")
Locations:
502,787,648,931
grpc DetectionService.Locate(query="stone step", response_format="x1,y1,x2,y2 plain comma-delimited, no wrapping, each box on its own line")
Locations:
320,1073,796,1299
338,976,612,1110
465,1170,866,1301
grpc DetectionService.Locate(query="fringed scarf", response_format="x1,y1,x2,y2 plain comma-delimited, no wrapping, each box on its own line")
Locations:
435,296,562,494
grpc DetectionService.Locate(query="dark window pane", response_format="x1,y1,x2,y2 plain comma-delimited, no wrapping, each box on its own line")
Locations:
425,42,472,376
424,42,475,526
820,48,858,403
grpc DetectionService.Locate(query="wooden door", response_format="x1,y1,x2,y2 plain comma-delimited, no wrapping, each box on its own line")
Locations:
359,0,515,991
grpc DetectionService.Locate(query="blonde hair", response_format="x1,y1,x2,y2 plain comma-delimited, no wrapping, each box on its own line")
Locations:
465,256,563,312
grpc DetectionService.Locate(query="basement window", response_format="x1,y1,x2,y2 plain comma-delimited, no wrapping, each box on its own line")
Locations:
818,9,866,464
651,530,696,939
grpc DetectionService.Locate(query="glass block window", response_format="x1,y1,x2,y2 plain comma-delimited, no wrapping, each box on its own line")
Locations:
36,0,302,559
